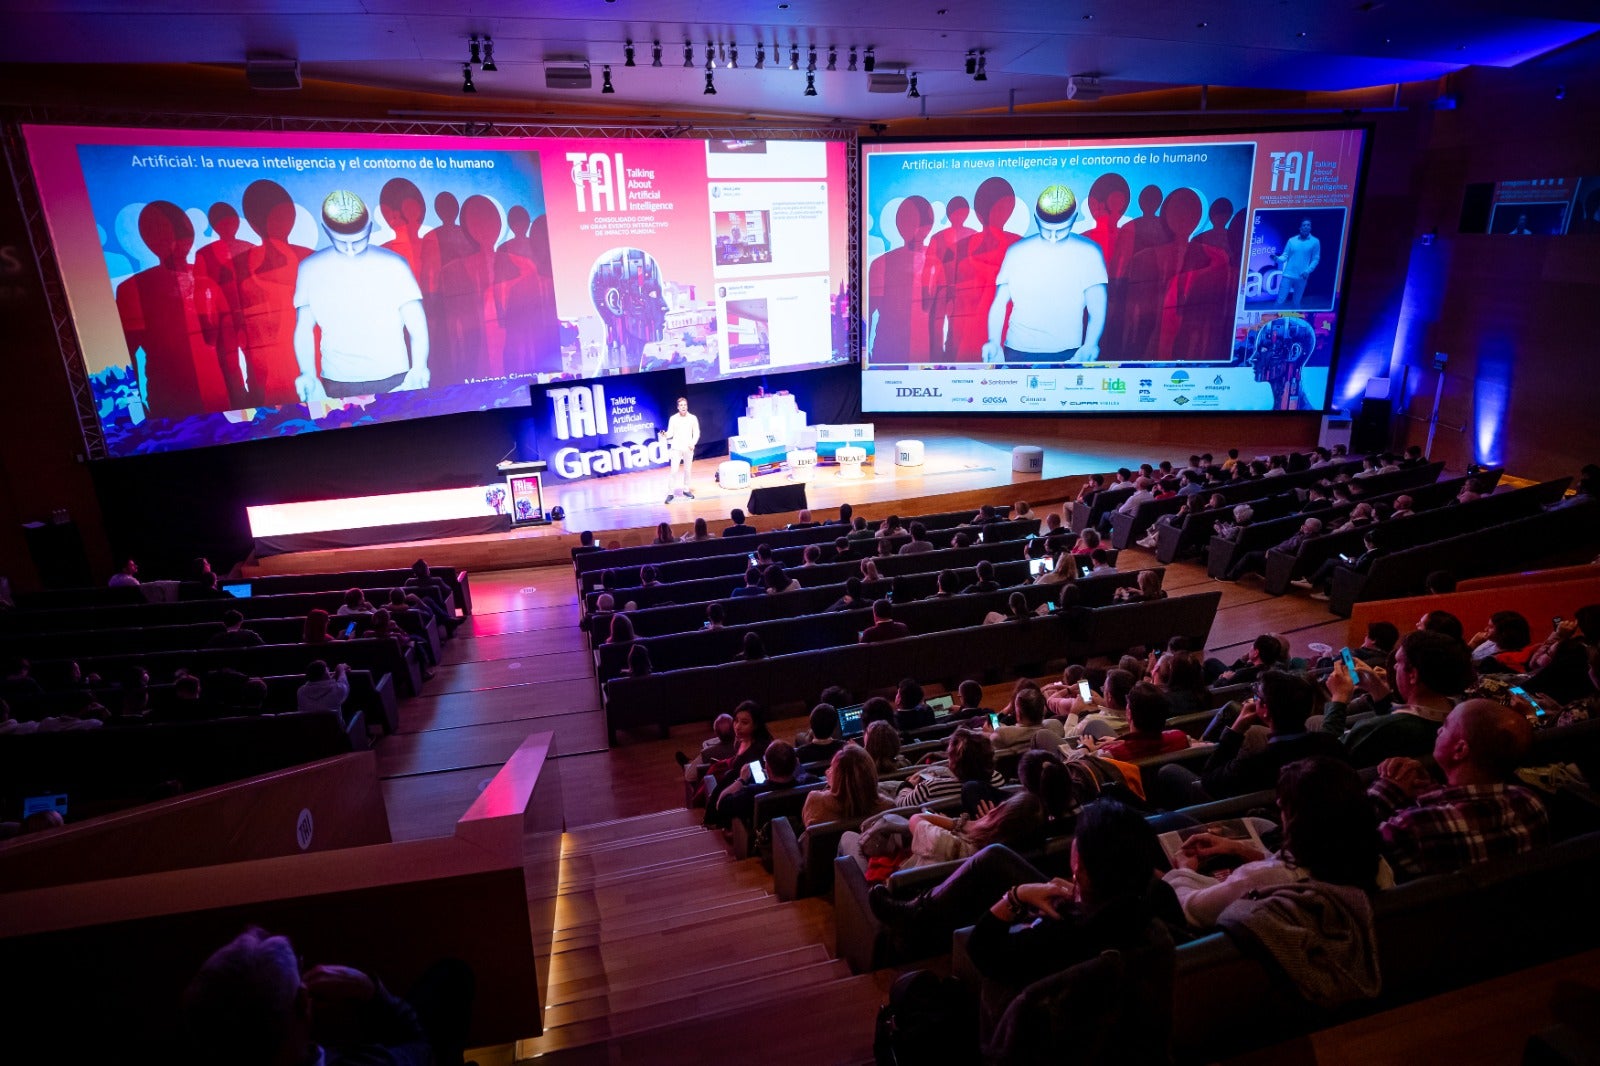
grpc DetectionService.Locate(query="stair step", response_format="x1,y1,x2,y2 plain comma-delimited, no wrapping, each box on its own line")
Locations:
545,943,834,1017
563,808,699,848
552,888,777,946
561,823,711,859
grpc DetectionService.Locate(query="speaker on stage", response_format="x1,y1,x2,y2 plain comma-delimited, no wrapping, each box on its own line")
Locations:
747,483,808,516
1350,398,1393,454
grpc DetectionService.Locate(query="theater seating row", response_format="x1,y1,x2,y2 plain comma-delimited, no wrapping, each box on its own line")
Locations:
601,591,1221,743
15,565,469,614
594,569,1158,681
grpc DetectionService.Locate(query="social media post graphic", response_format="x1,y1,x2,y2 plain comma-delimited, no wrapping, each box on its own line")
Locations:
25,125,560,456
716,276,836,373
1245,207,1348,313
705,138,832,180
708,181,832,278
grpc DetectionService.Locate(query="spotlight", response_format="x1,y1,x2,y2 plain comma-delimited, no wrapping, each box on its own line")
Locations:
965,50,977,76
601,65,615,93
461,63,476,93
624,40,635,67
827,46,837,71
481,36,496,72
683,40,693,68
807,45,817,73
755,43,766,69
974,52,987,81
1555,84,1567,100
908,72,920,98
651,41,662,67
790,44,799,71
718,43,727,67
469,35,482,67
729,43,738,69
704,70,717,94
848,46,858,72
804,71,817,96
864,46,875,72
706,42,715,70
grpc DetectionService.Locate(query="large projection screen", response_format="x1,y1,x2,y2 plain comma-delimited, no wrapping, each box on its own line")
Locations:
859,128,1367,414
21,125,850,457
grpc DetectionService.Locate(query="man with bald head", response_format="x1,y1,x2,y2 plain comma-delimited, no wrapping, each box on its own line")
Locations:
1367,698,1549,880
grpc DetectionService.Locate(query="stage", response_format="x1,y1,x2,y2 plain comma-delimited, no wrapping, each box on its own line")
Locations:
240,427,1292,576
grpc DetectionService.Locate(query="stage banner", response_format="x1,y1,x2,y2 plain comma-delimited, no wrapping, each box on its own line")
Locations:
528,367,687,482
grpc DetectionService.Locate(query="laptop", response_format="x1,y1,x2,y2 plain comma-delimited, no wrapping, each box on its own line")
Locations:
1029,556,1055,578
927,694,957,721
222,582,252,597
23,792,68,819
837,702,867,739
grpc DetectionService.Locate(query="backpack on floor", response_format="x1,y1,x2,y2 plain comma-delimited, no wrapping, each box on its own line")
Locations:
874,968,977,1066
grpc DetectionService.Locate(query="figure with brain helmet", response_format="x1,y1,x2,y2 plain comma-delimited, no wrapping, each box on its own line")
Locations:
981,184,1109,365
293,189,431,402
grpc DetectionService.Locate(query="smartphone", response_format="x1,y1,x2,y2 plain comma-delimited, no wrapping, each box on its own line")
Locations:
1554,616,1564,629
1043,600,1057,613
1509,685,1547,720
1078,680,1093,702
748,761,767,785
343,622,358,638
988,713,1000,729
748,553,758,567
1340,647,1358,677
702,620,712,630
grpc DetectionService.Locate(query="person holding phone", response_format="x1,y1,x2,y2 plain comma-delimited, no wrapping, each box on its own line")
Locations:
1323,629,1471,767
296,660,350,713
708,740,809,831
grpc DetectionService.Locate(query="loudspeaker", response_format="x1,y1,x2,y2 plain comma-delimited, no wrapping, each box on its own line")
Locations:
747,483,807,516
1351,398,1393,454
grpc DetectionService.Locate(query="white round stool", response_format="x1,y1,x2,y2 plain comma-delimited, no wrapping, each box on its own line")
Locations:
836,446,866,480
895,439,925,467
1011,446,1044,474
717,459,752,488
786,449,818,478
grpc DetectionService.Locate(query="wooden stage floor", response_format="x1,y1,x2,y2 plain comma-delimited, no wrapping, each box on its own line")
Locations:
246,427,1304,576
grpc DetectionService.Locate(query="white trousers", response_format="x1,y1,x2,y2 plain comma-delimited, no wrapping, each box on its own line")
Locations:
669,450,693,491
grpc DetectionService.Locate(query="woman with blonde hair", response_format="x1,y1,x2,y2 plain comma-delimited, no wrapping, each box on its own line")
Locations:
802,745,893,827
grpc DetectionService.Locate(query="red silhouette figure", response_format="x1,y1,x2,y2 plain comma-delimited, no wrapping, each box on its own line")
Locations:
925,196,970,359
496,205,560,375
867,196,937,362
1175,196,1239,359
116,201,230,421
420,192,476,386
1084,174,1132,360
237,180,312,406
946,178,1019,361
436,194,505,381
193,201,254,408
379,178,427,280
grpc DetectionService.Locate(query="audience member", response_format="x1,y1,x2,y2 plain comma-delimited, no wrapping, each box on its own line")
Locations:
1468,611,1536,672
992,687,1065,757
731,567,766,598
802,745,893,828
209,610,264,648
796,703,845,764
303,609,336,645
1323,629,1471,766
962,560,1000,595
899,522,935,555
681,517,712,541
895,728,1006,807
828,577,867,612
722,509,757,537
652,522,675,545
108,558,141,588
1168,671,1344,803
864,720,909,777
1098,683,1190,760
861,599,910,643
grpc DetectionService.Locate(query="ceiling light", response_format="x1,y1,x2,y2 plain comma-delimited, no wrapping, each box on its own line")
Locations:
790,44,799,71
864,46,876,72
908,72,920,98
756,43,766,69
848,46,858,72
651,41,662,67
804,71,817,96
827,46,837,71
965,50,976,76
807,45,817,73
974,52,987,81
706,42,716,70
624,41,635,67
461,63,476,93
705,71,717,94
481,37,496,72
469,35,482,68
600,66,615,93
729,43,739,69
684,40,693,68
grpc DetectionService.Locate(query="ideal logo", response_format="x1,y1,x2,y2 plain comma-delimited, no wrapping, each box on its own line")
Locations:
1102,378,1127,394
566,151,628,212
896,387,942,398
548,385,610,441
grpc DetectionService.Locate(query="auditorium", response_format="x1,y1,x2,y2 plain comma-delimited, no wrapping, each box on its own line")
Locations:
3,4,1600,1062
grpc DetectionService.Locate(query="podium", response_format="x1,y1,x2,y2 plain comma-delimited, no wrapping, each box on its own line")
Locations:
498,460,550,525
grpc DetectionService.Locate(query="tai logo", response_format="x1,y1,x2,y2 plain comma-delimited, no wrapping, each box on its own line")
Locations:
548,385,609,440
566,152,629,212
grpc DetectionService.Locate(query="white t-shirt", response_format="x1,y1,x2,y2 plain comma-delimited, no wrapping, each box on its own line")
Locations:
665,411,700,455
294,247,424,382
995,234,1109,352
1279,234,1321,279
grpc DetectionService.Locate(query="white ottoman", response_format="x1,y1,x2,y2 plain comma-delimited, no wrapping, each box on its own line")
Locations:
895,439,925,467
718,459,752,488
837,446,866,480
787,449,818,478
1012,446,1044,474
